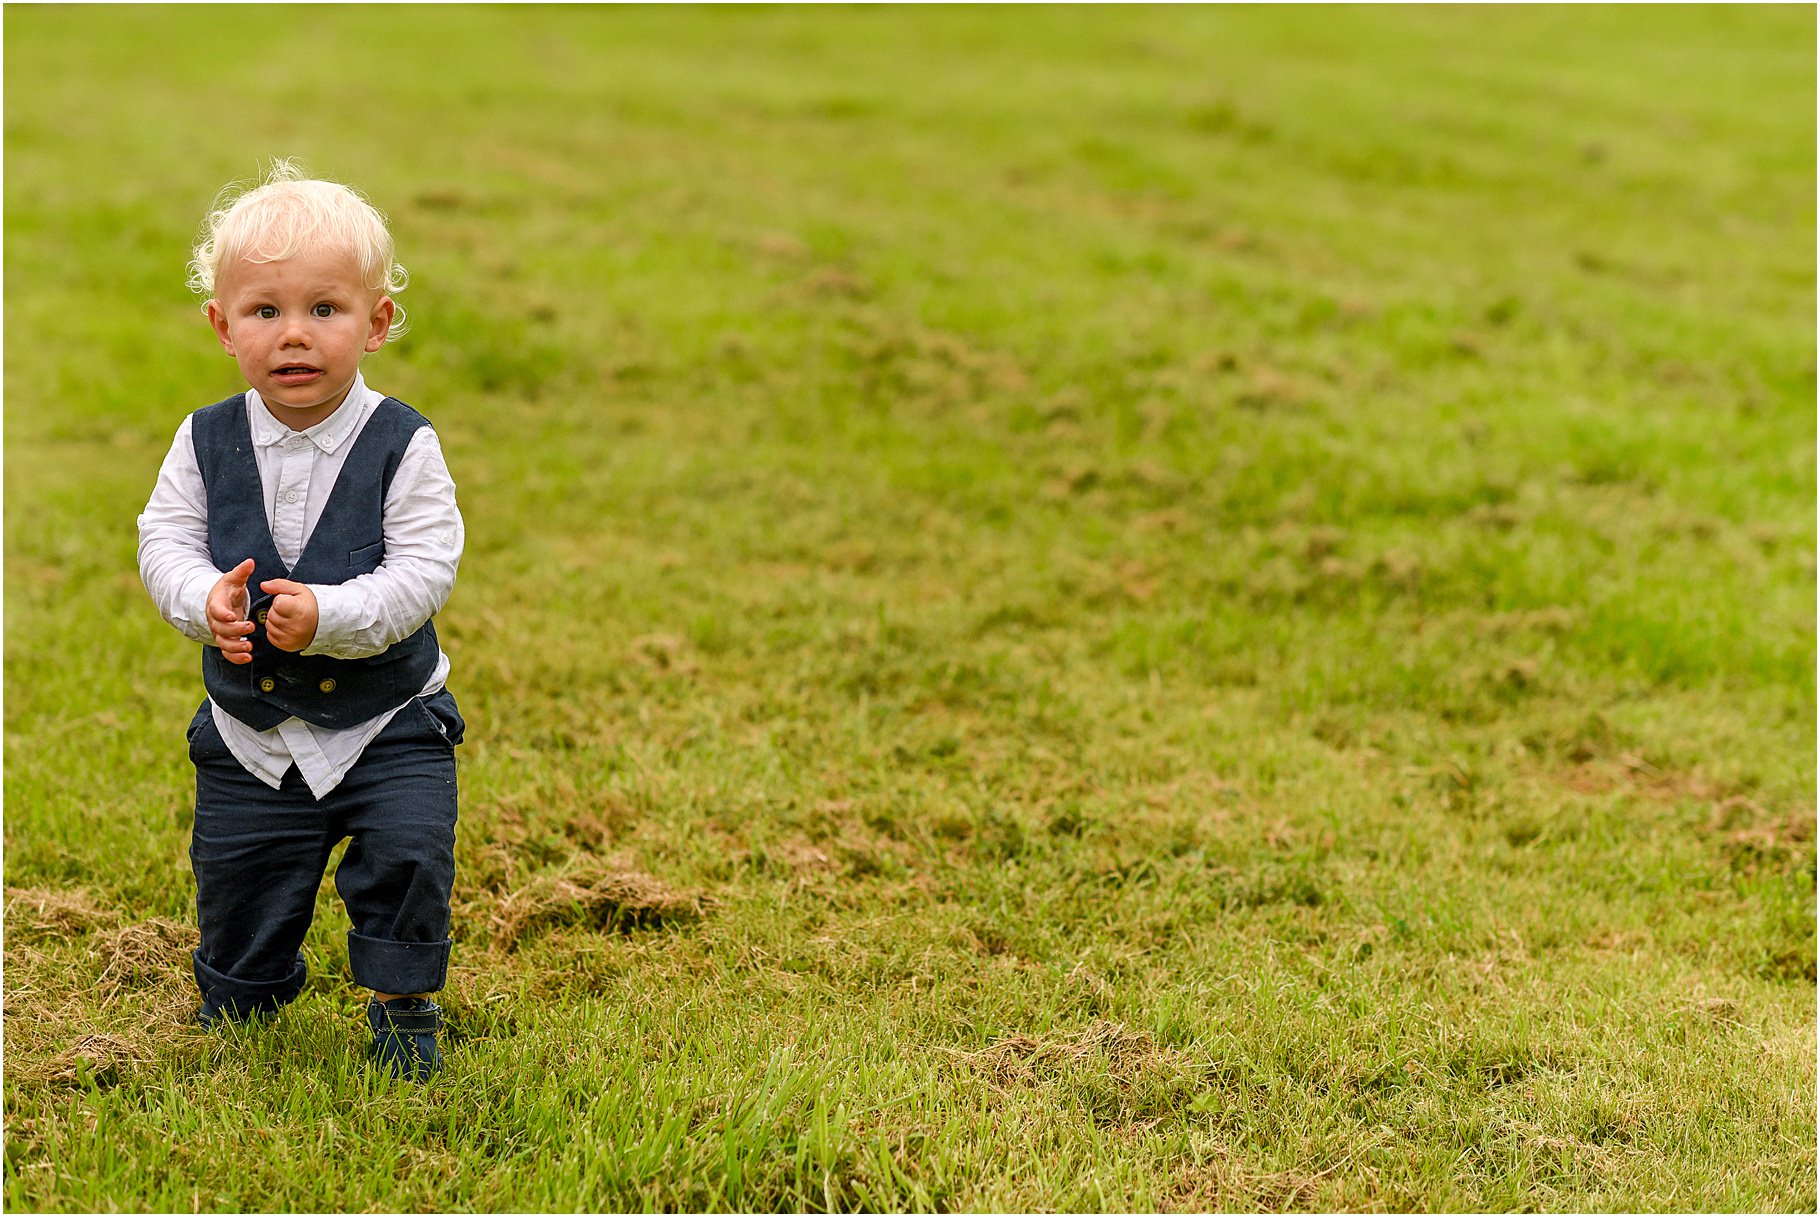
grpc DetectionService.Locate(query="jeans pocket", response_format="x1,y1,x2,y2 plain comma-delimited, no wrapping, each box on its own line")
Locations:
187,703,228,762
414,692,465,748
185,700,211,744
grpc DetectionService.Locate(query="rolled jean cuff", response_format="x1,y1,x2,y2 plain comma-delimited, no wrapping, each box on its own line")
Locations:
347,932,451,994
193,948,307,1016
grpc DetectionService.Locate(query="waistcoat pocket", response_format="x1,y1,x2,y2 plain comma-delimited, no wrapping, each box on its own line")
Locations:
349,541,385,574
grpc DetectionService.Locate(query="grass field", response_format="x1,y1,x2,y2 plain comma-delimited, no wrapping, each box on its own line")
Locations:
5,5,1815,1211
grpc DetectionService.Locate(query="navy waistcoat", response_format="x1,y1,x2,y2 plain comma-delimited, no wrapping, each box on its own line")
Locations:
193,393,441,731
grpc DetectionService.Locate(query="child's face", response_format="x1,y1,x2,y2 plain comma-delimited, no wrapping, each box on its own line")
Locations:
207,245,394,429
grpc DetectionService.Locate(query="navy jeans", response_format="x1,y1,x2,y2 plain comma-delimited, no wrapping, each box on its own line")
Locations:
187,691,463,1019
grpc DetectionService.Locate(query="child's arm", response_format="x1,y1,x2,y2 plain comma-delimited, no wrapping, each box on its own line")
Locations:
138,419,259,657
293,428,463,659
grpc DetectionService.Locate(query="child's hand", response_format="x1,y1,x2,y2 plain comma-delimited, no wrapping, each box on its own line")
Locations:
207,559,257,664
259,578,319,652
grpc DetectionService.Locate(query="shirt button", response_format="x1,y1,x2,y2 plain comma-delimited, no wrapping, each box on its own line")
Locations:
319,678,337,693
285,490,299,504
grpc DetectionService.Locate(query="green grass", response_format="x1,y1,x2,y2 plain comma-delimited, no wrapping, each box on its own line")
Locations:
5,4,1814,1210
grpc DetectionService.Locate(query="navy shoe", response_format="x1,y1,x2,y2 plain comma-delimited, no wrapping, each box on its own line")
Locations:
195,998,279,1029
367,997,442,1080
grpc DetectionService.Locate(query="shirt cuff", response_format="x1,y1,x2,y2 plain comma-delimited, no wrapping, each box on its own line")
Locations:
301,583,362,658
180,569,222,644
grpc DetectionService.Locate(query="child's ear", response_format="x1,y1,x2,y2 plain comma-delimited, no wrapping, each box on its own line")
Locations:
365,296,396,352
205,300,235,355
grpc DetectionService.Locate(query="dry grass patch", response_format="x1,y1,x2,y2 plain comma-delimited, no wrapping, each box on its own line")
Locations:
31,1034,153,1089
5,914,200,1094
4,886,113,941
92,918,194,998
481,863,712,949
764,836,840,877
1701,796,1815,876
1559,753,1730,804
1164,1146,1357,1213
952,1020,1198,1092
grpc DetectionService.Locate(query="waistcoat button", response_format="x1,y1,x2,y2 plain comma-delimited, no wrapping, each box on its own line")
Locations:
319,678,337,693
259,677,276,693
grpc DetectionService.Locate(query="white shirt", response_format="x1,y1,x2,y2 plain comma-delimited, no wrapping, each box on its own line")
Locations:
137,374,463,800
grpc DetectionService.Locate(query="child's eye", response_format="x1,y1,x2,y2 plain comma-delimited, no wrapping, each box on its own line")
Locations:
256,306,278,320
312,303,336,318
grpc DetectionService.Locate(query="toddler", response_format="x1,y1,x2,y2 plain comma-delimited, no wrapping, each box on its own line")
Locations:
137,161,464,1080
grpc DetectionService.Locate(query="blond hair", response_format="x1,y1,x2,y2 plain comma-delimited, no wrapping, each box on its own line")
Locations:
188,159,410,338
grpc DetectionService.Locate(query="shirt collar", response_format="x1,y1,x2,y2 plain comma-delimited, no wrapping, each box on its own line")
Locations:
246,373,376,455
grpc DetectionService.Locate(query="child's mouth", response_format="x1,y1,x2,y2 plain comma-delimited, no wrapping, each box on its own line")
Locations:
272,366,321,383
